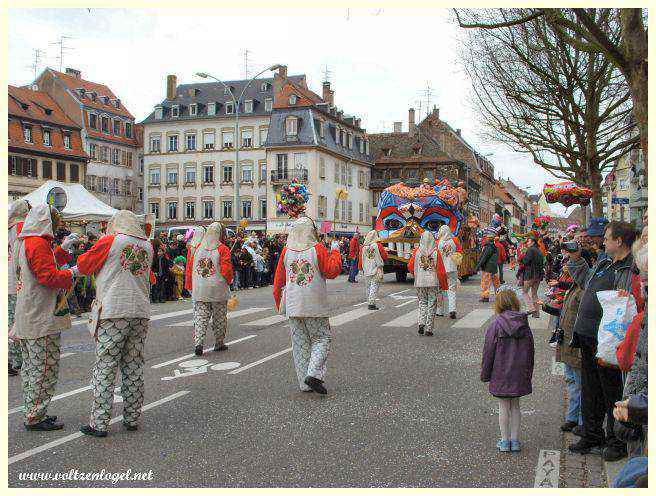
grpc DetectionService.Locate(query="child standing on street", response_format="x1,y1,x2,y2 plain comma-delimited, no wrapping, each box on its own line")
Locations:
481,287,535,452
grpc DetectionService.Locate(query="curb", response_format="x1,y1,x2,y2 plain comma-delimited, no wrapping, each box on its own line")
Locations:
604,458,625,487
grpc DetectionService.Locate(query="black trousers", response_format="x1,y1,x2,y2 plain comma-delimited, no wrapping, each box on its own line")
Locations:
498,263,505,283
579,336,625,448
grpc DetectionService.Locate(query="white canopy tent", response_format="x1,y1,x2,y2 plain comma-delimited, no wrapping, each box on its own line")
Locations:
22,180,117,221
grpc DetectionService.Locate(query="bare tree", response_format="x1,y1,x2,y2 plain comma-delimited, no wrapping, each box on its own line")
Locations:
454,9,638,216
454,8,648,177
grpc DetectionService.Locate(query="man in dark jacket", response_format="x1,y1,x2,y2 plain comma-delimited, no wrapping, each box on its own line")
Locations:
348,233,360,283
475,236,499,302
569,221,637,461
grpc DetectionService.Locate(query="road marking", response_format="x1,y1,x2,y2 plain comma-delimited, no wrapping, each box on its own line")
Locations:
551,357,565,376
8,391,190,466
534,449,560,488
451,308,495,329
242,314,288,326
166,307,269,327
151,335,257,369
395,300,415,308
60,352,75,359
329,307,375,327
382,309,417,327
388,289,412,298
228,348,292,375
72,308,194,327
9,385,93,415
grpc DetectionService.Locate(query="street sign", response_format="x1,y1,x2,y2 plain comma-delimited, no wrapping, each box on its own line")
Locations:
611,197,629,205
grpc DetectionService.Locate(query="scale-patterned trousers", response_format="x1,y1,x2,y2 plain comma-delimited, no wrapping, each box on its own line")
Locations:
442,271,458,314
8,295,22,368
193,301,228,348
289,317,331,391
20,333,61,425
364,276,379,306
90,318,149,431
417,287,440,334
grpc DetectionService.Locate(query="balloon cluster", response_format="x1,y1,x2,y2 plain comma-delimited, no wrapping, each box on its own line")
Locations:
276,179,310,218
543,181,593,207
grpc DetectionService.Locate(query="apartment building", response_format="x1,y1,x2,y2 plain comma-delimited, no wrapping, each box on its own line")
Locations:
8,84,88,200
265,67,374,234
35,68,140,210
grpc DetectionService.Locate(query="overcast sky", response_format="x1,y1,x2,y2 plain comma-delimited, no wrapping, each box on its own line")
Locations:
9,6,571,215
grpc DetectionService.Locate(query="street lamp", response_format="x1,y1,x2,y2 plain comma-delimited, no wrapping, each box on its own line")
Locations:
196,64,283,229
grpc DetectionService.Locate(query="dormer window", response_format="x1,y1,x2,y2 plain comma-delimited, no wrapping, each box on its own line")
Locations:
413,145,422,155
244,100,253,113
260,82,271,92
23,126,33,143
155,106,163,120
114,99,121,109
171,105,179,118
225,102,234,115
285,116,298,138
189,104,197,116
264,98,273,112
207,102,216,115
77,88,86,98
289,94,298,105
90,92,97,102
224,86,235,96
383,148,392,157
101,96,109,105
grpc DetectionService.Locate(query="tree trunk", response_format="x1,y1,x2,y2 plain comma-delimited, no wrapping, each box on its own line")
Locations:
588,168,604,217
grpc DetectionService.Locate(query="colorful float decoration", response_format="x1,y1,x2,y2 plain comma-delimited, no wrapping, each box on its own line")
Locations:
543,181,593,207
276,179,310,218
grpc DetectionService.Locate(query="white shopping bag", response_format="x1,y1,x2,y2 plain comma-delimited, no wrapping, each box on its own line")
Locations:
595,290,637,367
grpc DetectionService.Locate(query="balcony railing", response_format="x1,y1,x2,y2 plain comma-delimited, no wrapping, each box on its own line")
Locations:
270,168,308,183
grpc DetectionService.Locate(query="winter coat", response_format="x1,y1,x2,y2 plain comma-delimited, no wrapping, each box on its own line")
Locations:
555,257,589,369
476,240,498,274
521,245,544,281
481,310,535,398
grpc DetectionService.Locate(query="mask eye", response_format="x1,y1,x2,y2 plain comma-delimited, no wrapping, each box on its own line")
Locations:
425,220,442,231
384,218,403,230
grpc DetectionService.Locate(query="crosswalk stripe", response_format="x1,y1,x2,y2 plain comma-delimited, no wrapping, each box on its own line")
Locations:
382,309,417,327
242,314,288,326
451,308,494,329
150,335,257,369
166,307,269,327
227,348,292,375
329,307,376,327
8,384,93,416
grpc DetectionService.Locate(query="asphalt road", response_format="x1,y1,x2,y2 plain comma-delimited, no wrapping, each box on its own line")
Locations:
8,273,564,488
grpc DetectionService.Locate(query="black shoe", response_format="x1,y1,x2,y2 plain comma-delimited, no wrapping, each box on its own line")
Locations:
45,415,58,423
194,345,203,356
123,422,138,431
603,445,627,462
25,419,64,431
9,364,18,376
80,424,108,438
214,344,228,352
572,425,584,437
304,376,327,395
418,325,425,335
449,311,456,320
561,420,578,432
302,389,314,393
425,331,434,337
368,304,378,310
569,439,604,455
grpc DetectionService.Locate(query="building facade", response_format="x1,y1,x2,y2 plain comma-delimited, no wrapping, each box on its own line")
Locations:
265,68,374,234
8,85,88,200
35,68,140,210
499,178,532,232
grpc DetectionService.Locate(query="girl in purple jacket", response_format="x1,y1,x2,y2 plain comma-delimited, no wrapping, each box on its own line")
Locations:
481,287,535,452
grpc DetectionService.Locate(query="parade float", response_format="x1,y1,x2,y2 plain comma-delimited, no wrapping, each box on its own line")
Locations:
373,179,477,282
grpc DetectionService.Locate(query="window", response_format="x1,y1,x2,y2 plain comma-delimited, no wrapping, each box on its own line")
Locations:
347,201,353,222
289,94,298,105
101,116,109,133
125,122,132,138
319,120,325,139
171,105,179,118
112,178,121,195
285,117,298,138
241,163,253,183
222,200,233,219
139,157,143,174
341,164,347,185
100,146,109,162
70,163,79,182
167,168,178,186
340,130,346,147
259,161,267,182
113,120,121,135
318,195,327,219
335,127,340,145
225,102,234,114
138,187,143,202
99,176,108,193
42,160,52,179
149,135,161,153
275,154,288,179
150,202,160,219
241,129,253,148
341,199,347,221
260,199,267,219
264,98,273,112
203,132,215,150
185,165,196,184
203,201,214,219
185,201,195,219
63,133,71,149
89,113,98,129
168,135,178,152
319,157,326,179
127,152,133,167
207,103,216,116
347,133,352,149
358,170,365,188
203,164,214,183
56,162,66,181
293,153,306,170
8,156,37,177
359,203,364,223
167,202,178,220
222,131,234,148
149,168,160,186
155,106,163,119
242,200,252,219
348,166,354,186
261,82,270,92
222,163,233,183
112,148,120,165
407,169,417,178
259,127,268,146
189,104,197,116
334,162,340,183
23,126,32,143
186,133,196,151
87,143,96,159
244,100,253,113
389,168,400,179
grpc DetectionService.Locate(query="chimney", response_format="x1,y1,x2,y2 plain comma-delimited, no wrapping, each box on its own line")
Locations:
277,65,287,79
432,106,439,119
354,118,361,128
393,121,403,133
456,129,461,136
65,68,81,79
408,108,416,137
166,74,177,101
